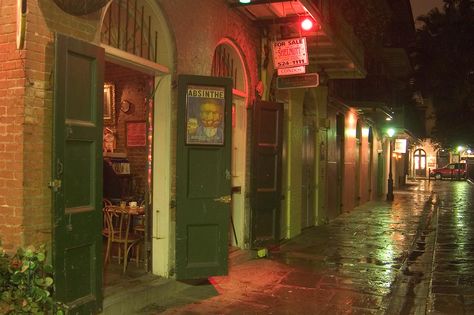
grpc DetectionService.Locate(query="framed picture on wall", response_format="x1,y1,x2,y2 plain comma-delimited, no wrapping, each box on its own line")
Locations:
185,85,225,145
103,83,115,124
126,121,147,147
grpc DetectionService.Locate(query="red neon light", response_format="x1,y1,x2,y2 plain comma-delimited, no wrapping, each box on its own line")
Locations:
301,18,313,31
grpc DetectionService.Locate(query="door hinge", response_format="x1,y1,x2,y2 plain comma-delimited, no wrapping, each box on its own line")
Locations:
48,179,62,192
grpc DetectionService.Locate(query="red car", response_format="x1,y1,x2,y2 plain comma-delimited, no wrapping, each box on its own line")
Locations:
430,163,467,180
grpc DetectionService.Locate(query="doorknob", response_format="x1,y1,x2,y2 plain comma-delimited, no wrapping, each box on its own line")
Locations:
214,195,232,204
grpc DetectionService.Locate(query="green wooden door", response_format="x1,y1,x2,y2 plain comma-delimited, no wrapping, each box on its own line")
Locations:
52,33,104,314
251,101,283,248
176,75,232,279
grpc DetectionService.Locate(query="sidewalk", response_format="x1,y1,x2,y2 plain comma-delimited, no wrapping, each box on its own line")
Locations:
137,180,437,314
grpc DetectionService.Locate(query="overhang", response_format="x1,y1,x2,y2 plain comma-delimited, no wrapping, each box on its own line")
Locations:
349,100,394,125
229,0,366,79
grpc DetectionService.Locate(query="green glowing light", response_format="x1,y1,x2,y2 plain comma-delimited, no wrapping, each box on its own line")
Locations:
387,128,395,138
457,145,464,152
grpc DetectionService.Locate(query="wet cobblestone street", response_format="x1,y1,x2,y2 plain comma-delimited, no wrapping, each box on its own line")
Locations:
139,180,474,314
428,181,474,314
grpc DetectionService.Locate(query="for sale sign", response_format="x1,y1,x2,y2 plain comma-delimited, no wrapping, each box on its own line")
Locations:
272,37,309,69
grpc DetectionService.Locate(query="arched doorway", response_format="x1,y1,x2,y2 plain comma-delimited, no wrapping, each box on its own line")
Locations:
51,0,174,311
210,39,249,248
414,149,427,177
99,0,174,278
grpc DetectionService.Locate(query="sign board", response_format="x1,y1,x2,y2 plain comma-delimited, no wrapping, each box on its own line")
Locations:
277,66,306,76
272,37,308,69
394,138,407,153
427,156,436,169
277,73,319,89
126,121,147,147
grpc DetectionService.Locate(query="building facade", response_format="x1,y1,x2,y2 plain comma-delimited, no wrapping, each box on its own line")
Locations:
0,0,414,313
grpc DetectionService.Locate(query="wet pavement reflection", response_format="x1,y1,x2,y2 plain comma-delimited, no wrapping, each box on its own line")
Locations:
428,181,474,314
139,180,474,314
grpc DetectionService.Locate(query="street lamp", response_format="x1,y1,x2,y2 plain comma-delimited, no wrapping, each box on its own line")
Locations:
386,128,395,201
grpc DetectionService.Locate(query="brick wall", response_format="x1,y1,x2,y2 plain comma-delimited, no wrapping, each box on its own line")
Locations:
161,0,259,102
0,0,262,252
0,0,26,251
160,0,261,210
105,62,153,198
0,0,102,251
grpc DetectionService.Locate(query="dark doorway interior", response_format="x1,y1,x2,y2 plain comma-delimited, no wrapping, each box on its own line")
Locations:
251,100,283,248
302,116,315,229
102,61,154,287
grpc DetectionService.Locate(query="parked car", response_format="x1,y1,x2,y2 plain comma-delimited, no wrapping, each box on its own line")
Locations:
429,163,467,180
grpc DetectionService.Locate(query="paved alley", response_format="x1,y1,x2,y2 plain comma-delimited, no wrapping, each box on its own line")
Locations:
138,180,474,315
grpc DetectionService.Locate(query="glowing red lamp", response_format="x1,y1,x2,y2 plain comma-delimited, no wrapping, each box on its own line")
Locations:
301,18,314,31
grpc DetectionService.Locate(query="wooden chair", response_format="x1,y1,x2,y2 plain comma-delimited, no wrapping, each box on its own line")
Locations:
103,206,143,273
102,205,113,264
103,198,113,206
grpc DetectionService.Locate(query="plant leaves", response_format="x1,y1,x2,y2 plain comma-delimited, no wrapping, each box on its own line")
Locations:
37,253,46,262
44,277,53,287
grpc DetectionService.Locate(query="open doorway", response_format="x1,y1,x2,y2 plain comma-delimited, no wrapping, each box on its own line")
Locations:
211,39,249,252
102,61,154,287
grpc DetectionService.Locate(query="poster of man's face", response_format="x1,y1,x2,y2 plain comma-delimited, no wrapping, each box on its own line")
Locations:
186,85,225,145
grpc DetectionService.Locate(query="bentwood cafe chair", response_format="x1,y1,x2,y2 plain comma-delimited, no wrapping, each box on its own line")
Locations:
103,206,143,273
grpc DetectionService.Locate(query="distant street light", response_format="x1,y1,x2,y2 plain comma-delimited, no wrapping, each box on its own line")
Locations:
387,128,395,202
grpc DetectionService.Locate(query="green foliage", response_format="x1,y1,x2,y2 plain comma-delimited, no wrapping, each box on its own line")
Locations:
0,242,64,315
415,0,474,147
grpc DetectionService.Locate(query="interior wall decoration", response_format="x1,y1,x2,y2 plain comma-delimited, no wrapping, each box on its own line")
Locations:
126,121,147,147
103,127,116,152
120,99,132,113
103,83,115,125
